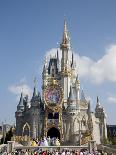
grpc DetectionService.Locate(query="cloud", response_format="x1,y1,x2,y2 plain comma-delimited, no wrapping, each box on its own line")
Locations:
46,44,116,84
86,96,92,102
90,45,116,83
8,80,32,101
108,96,116,104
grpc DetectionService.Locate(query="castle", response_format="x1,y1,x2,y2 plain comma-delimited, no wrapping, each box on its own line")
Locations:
15,21,107,145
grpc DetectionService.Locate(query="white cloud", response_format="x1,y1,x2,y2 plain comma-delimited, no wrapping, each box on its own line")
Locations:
86,96,92,102
89,45,116,84
46,44,116,84
74,54,93,78
8,80,32,101
108,96,116,104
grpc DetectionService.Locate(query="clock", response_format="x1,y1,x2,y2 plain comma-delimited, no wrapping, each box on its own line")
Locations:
44,84,62,106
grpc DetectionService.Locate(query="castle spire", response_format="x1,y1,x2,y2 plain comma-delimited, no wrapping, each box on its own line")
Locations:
76,74,80,89
68,85,77,109
87,100,91,113
57,49,60,71
57,49,59,63
69,85,75,101
43,56,48,76
81,89,86,102
71,52,75,68
76,74,80,108
57,49,59,60
33,77,37,97
72,52,74,64
60,20,71,50
97,96,99,103
17,92,24,111
96,96,101,107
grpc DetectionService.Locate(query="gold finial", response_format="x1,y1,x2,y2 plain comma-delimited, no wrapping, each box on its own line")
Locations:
60,19,71,49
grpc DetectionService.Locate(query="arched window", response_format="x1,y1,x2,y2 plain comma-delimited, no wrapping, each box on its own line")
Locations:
54,113,59,119
48,113,53,119
22,122,30,137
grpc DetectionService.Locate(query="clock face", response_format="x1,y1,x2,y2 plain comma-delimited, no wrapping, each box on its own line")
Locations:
45,85,62,106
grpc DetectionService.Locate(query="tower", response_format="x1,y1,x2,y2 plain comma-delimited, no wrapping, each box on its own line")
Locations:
42,51,64,140
15,92,24,135
60,20,72,108
95,96,107,142
30,80,39,139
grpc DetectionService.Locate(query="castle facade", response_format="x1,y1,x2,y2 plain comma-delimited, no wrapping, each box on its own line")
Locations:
15,21,107,145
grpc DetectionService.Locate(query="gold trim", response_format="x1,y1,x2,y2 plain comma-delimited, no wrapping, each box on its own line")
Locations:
44,79,63,110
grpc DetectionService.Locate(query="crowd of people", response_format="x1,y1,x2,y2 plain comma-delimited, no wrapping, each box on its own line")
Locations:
0,146,112,155
31,137,60,147
12,148,110,155
0,136,112,154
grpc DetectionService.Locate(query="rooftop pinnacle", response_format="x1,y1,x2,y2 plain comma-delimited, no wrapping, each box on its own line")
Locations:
60,20,71,49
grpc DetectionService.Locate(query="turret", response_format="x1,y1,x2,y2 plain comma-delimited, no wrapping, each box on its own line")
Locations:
68,85,77,110
87,100,93,134
38,92,44,110
80,89,86,102
95,96,103,118
48,57,58,77
60,20,71,73
96,96,102,108
60,20,72,106
17,92,24,111
42,56,48,89
76,74,80,107
60,20,71,50
71,53,76,83
42,56,48,77
31,79,39,107
23,95,30,110
57,49,60,71
15,92,24,135
71,53,74,68
87,100,92,115
95,96,107,141
95,96,107,120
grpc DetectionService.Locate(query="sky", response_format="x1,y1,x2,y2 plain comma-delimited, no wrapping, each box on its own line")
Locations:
0,0,116,125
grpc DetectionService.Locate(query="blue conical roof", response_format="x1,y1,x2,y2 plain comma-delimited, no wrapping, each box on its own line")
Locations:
69,85,75,101
81,89,86,102
33,86,37,98
68,85,77,110
17,92,24,111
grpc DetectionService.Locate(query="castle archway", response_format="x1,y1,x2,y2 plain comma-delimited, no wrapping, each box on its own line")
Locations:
22,122,30,137
47,127,60,139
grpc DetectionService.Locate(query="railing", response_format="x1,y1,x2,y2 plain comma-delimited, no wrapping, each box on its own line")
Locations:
2,140,97,154
14,145,89,154
1,141,115,154
15,145,88,150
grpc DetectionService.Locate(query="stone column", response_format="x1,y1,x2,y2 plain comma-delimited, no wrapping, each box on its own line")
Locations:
7,141,15,154
88,140,97,153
